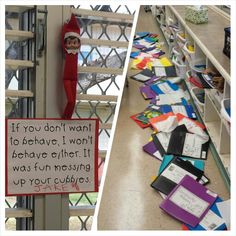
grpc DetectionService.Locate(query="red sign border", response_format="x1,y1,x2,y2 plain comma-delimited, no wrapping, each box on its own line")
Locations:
5,118,99,196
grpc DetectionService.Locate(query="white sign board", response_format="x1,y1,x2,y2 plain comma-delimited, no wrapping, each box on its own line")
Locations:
6,119,99,196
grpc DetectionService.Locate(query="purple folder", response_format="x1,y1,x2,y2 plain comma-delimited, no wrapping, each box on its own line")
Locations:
139,85,156,100
160,175,217,227
144,76,163,86
143,141,163,161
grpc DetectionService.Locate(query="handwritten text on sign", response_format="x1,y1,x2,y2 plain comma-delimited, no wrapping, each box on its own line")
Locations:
6,119,98,195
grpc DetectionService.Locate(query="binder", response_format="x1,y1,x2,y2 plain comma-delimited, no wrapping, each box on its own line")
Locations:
160,175,218,227
151,156,204,195
167,125,209,159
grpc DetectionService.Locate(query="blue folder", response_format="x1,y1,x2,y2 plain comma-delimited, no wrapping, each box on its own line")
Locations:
160,104,197,119
185,197,227,230
158,155,205,174
151,81,179,95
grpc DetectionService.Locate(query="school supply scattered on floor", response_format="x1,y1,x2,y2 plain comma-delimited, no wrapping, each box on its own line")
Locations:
160,175,217,227
129,31,227,231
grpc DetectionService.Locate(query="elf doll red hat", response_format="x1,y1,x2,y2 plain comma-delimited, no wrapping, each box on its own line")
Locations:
62,14,80,50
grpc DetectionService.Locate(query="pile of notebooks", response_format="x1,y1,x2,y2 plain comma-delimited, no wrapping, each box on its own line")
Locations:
129,32,230,230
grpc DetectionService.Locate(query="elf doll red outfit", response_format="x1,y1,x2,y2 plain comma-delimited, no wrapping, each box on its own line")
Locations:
61,14,81,118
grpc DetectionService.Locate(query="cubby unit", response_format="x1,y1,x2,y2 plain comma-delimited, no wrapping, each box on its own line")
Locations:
154,5,231,186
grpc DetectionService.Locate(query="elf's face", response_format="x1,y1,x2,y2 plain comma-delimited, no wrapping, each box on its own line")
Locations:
65,37,80,54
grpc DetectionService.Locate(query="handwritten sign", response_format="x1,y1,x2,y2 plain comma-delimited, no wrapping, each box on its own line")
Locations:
6,119,99,196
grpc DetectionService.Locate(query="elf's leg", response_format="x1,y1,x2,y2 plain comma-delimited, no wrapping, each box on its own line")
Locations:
62,80,77,118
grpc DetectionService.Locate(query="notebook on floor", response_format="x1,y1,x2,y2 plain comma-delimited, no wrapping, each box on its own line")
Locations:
167,125,209,159
150,80,179,95
130,68,154,82
159,104,197,119
184,197,227,230
143,140,163,161
160,175,218,227
151,156,204,195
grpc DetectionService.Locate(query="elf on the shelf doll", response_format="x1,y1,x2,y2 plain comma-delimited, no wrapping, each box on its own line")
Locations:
61,14,81,119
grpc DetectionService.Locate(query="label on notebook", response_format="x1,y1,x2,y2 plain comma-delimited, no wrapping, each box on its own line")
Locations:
134,74,150,81
154,67,166,77
161,163,197,184
182,133,202,158
171,105,188,117
170,185,210,218
200,210,225,230
158,82,175,94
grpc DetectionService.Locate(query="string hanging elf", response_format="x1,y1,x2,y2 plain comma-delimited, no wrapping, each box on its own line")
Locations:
61,14,81,118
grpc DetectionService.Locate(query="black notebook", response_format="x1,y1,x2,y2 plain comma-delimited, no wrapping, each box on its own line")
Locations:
167,125,209,160
152,132,171,157
151,156,204,195
196,72,215,89
130,69,154,82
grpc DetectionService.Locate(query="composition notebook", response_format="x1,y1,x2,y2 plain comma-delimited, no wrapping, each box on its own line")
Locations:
160,175,218,227
151,156,204,196
167,124,209,159
184,197,227,230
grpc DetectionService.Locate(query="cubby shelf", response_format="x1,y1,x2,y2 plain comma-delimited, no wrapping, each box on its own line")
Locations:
155,5,231,188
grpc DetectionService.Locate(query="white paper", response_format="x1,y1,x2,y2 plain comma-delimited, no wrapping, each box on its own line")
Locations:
153,150,163,160
157,94,181,105
152,59,162,67
170,185,209,218
179,117,209,142
158,82,176,94
159,191,167,199
168,77,182,84
161,163,197,184
154,67,166,77
182,133,203,158
149,105,161,110
216,199,230,229
171,105,188,117
156,90,186,105
134,74,150,82
200,210,225,230
153,116,178,133
156,132,171,151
